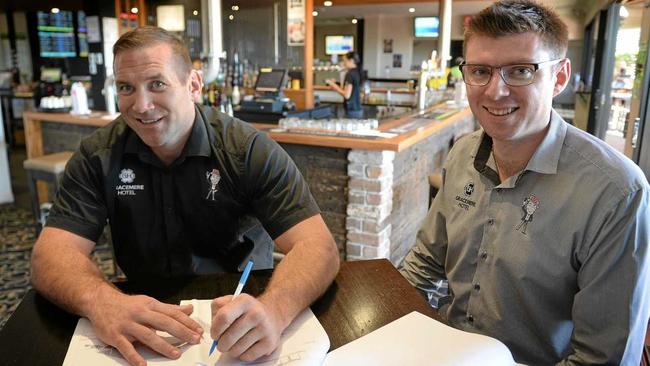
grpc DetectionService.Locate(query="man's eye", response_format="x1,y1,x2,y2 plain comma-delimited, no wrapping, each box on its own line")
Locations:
117,85,133,94
509,66,534,77
470,67,489,76
151,81,167,90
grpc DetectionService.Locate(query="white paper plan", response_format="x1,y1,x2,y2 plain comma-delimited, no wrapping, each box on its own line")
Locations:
62,299,330,366
323,311,518,366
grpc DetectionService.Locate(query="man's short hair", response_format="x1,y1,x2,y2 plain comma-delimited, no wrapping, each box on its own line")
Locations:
113,26,192,82
464,0,569,59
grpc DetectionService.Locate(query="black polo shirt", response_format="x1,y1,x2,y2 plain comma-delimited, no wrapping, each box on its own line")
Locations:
46,104,320,279
344,68,361,112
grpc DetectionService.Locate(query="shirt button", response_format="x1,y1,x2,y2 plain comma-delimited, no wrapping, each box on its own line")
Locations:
467,314,474,323
474,283,481,291
481,251,488,260
487,218,495,225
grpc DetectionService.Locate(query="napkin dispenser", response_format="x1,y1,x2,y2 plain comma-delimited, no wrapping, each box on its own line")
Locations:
70,82,90,115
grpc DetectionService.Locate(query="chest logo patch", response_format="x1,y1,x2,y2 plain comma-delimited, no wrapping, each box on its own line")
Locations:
206,168,221,201
516,193,539,235
119,169,135,183
116,168,144,196
455,181,477,211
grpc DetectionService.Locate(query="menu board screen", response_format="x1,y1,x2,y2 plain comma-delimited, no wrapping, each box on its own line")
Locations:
37,11,76,58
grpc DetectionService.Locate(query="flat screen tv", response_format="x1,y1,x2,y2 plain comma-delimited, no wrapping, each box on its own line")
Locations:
325,35,354,55
37,11,77,58
414,16,439,38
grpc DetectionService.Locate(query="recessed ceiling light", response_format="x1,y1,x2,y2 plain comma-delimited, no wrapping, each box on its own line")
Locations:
619,6,629,18
131,7,139,14
193,10,199,16
324,1,333,7
313,11,319,16
229,14,235,20
409,8,415,13
352,18,358,24
51,8,60,14
232,5,239,11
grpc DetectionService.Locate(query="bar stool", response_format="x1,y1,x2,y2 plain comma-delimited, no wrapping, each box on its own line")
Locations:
23,151,74,228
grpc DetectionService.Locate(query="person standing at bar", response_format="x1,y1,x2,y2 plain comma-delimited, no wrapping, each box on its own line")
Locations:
400,1,650,364
327,51,363,119
30,26,339,366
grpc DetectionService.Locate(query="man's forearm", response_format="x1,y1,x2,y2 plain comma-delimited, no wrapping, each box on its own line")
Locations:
30,227,119,318
260,235,339,329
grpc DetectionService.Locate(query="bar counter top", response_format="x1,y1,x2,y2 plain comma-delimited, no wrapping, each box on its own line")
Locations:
23,103,472,158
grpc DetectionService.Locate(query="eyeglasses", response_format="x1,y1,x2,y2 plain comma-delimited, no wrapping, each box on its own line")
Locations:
459,59,564,87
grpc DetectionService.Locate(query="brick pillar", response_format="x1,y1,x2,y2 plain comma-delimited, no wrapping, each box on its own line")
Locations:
346,150,395,260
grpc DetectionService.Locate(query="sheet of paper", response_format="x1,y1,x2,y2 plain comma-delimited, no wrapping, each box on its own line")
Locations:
323,311,516,366
62,299,329,366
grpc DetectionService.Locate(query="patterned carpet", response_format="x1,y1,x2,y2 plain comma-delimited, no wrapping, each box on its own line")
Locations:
0,204,118,330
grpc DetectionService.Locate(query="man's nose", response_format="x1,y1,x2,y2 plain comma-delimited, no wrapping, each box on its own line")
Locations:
484,70,510,100
132,91,154,113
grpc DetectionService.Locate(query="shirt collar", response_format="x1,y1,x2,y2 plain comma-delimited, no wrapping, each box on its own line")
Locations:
524,109,567,175
473,109,568,184
124,104,212,161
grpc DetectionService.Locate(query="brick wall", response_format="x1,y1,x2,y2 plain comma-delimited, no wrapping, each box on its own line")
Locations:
345,115,476,265
279,144,349,259
42,122,97,154
390,117,475,265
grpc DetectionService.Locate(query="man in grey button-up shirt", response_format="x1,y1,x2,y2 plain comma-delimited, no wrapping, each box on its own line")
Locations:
400,1,650,365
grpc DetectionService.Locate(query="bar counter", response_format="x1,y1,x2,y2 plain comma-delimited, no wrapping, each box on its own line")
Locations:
23,103,475,264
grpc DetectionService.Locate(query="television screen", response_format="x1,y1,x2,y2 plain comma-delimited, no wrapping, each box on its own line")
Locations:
414,17,439,38
325,35,354,55
37,11,76,58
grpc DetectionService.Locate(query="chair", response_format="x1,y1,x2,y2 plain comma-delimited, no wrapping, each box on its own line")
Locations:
23,151,73,229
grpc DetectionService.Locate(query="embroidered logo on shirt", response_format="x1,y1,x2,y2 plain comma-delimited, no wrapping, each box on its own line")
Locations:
116,168,144,196
455,181,477,211
516,194,539,235
464,182,475,196
206,168,221,201
119,169,135,183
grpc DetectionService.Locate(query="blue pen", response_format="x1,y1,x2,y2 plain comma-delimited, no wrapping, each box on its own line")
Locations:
209,260,254,356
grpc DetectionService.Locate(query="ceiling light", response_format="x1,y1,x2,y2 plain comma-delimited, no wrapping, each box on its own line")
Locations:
352,18,358,24
229,14,234,20
51,8,60,14
619,6,629,18
193,10,199,16
131,7,139,14
324,1,333,7
313,11,319,16
409,8,415,13
232,5,239,11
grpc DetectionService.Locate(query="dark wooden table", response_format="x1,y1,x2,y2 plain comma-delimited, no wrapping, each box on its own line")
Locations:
0,259,440,365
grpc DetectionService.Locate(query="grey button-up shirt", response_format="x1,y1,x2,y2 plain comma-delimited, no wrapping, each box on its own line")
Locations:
400,110,650,365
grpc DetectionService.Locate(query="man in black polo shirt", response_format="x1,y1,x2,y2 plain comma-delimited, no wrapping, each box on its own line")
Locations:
30,26,340,366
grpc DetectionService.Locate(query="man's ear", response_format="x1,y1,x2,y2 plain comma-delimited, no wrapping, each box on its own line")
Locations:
553,58,571,97
189,69,203,103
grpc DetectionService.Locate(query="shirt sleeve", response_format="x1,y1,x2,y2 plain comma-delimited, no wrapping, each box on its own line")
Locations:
344,72,353,88
558,186,650,365
45,143,108,242
242,131,320,239
399,168,450,300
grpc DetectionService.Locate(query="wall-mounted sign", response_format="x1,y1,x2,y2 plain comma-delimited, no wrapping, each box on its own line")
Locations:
288,0,305,46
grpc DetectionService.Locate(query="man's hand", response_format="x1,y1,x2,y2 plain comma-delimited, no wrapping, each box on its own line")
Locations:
210,294,284,361
86,290,204,366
